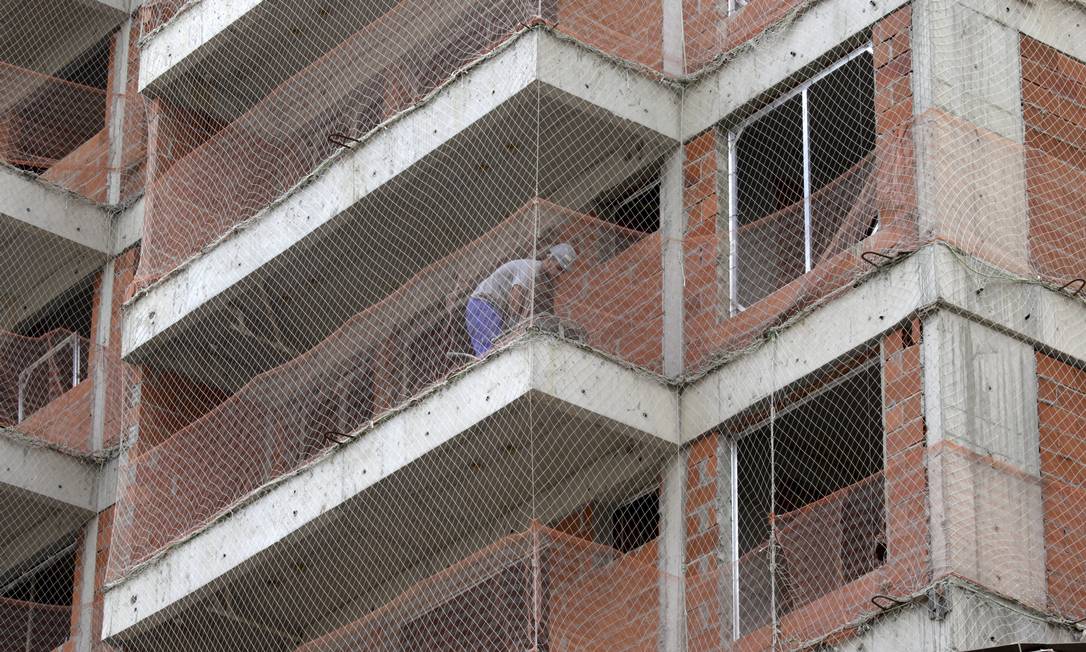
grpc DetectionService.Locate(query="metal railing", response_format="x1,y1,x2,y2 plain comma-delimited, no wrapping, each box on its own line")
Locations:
16,332,84,423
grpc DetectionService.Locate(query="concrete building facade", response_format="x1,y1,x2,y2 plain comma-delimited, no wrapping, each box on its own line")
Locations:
2,0,1086,650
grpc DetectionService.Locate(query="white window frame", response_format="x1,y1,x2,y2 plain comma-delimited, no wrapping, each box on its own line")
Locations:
727,354,881,640
727,43,874,315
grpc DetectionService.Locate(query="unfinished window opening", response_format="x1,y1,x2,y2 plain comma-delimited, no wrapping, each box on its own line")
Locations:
728,0,751,15
0,544,75,652
54,32,112,91
591,167,661,235
0,545,76,606
8,34,112,177
14,276,95,340
730,350,884,638
729,46,876,313
610,491,659,554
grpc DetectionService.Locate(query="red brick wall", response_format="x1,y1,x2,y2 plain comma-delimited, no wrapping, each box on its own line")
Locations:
880,318,928,595
684,0,806,73
684,433,725,650
682,130,726,372
1022,37,1086,283
558,232,664,372
873,4,919,251
1036,351,1086,619
683,8,919,374
136,368,230,451
556,0,663,70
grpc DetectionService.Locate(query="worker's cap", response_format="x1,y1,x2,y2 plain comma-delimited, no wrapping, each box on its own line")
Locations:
549,243,576,270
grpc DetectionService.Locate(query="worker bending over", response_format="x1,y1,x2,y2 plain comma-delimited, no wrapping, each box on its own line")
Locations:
465,243,576,357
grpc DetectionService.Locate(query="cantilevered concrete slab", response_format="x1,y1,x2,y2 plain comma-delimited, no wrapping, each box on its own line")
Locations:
681,244,1086,442
102,337,678,647
140,0,516,120
0,0,127,77
0,432,97,578
0,167,111,329
123,28,679,364
838,579,1080,651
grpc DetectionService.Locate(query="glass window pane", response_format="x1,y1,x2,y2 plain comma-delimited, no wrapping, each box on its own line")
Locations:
808,52,878,266
735,94,805,308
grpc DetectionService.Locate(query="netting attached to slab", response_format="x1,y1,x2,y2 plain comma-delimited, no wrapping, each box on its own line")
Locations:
4,0,1086,651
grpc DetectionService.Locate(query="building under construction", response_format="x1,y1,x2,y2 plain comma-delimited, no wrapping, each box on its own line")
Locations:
2,0,1086,650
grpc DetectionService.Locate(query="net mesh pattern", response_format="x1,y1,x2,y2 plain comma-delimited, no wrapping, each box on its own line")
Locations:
2,0,1086,651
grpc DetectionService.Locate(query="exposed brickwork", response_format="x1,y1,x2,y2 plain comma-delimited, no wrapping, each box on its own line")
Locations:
880,318,928,594
1022,36,1086,282
682,130,726,371
556,0,663,71
684,0,806,73
684,432,725,650
1036,351,1086,618
681,8,921,373
872,4,919,251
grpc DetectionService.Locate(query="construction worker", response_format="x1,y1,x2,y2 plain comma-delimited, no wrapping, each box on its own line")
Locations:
464,243,576,357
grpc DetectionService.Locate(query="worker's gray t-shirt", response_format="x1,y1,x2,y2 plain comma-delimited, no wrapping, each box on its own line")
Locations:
471,259,540,311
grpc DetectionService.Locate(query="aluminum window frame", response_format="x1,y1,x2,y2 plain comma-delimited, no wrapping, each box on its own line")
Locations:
727,43,875,315
726,352,882,640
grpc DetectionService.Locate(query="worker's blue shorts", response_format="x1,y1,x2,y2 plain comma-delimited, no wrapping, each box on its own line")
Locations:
465,297,503,357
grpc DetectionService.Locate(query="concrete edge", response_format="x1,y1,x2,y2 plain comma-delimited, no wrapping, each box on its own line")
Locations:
121,28,681,359
0,432,99,513
681,0,909,139
0,166,112,254
101,336,676,639
680,244,1086,442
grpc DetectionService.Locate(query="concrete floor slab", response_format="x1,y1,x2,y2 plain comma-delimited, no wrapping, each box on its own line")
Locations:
102,336,678,645
122,28,679,365
0,168,110,329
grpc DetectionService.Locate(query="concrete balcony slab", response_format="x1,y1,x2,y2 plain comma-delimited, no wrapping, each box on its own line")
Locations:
102,337,679,648
0,167,110,330
123,28,679,379
0,432,97,578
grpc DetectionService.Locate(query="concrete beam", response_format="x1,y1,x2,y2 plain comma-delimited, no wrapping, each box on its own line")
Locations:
112,195,144,254
122,28,680,359
102,337,677,640
0,167,111,254
838,580,1080,651
682,0,908,138
961,0,1086,65
0,432,98,512
138,0,264,91
73,0,131,14
681,248,927,442
682,244,1086,442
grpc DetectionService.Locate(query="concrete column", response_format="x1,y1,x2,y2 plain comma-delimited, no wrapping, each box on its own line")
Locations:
658,450,687,651
75,516,99,652
106,18,132,205
661,148,685,379
662,0,684,75
922,311,1045,608
911,0,1029,275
